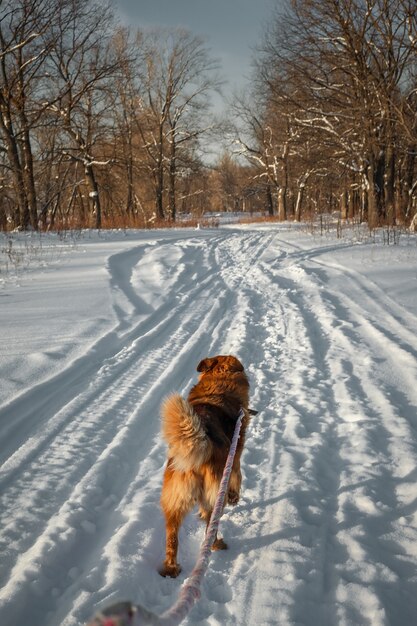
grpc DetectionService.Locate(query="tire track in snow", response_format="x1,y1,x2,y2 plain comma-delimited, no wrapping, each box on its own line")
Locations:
2,228,417,626
222,251,344,625
56,231,278,626
294,263,417,624
125,230,287,626
102,230,284,626
179,230,303,625
0,235,224,477
242,245,417,625
0,232,236,626
196,232,417,625
164,229,341,624
0,235,224,473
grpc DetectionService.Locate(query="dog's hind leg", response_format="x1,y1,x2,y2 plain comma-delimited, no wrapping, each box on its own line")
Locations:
159,509,185,578
199,471,228,550
159,464,198,578
199,506,228,551
227,465,242,505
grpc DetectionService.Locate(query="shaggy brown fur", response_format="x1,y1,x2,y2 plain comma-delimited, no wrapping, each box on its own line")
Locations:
159,355,251,578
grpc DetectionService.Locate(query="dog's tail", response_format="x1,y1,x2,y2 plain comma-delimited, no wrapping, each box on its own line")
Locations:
161,394,212,472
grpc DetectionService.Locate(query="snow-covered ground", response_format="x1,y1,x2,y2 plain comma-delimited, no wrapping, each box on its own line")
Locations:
1,223,417,626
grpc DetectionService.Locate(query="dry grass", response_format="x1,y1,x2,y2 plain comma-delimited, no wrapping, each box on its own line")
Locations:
45,214,221,232
237,214,284,225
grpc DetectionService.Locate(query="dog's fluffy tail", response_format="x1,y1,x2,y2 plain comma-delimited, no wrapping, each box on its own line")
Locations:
161,394,212,472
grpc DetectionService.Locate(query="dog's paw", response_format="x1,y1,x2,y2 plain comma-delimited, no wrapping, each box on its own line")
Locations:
212,537,228,551
227,490,240,505
159,562,182,578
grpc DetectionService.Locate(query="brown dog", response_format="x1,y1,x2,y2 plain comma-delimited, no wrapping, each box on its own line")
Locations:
159,355,251,578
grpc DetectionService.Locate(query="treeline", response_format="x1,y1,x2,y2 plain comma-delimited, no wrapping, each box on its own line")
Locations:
237,0,417,228
1,0,416,231
1,0,262,231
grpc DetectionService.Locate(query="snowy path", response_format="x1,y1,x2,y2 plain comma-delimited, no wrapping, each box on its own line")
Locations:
1,226,417,625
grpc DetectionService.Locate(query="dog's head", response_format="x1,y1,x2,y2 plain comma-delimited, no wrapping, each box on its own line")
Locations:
194,354,251,413
197,355,244,377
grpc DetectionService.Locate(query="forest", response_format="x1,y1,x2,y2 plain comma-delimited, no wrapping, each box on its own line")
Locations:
0,0,416,231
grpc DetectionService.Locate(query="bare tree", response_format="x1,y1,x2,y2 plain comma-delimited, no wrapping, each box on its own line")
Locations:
106,27,142,219
0,0,55,229
133,28,221,221
45,0,121,228
252,0,417,226
232,90,294,218
0,1,230,230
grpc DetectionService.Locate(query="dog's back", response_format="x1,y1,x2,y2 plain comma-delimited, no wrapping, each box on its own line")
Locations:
161,395,238,472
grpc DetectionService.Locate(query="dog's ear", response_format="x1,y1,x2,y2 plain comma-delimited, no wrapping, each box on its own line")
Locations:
226,356,244,372
197,357,218,372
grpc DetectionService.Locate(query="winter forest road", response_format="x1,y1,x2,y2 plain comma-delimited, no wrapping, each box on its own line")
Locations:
1,225,417,626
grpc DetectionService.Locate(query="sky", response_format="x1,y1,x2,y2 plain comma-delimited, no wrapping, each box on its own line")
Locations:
113,0,278,105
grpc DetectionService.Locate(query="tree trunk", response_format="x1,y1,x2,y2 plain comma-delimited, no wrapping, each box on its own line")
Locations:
277,186,286,220
155,124,165,220
168,126,176,221
366,154,382,229
401,145,416,221
294,185,304,222
266,184,274,215
384,142,395,225
294,172,310,222
21,125,38,229
125,131,134,216
340,190,347,220
410,211,417,232
85,164,101,229
0,114,30,229
348,189,356,220
126,163,134,216
280,143,288,221
156,165,164,220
